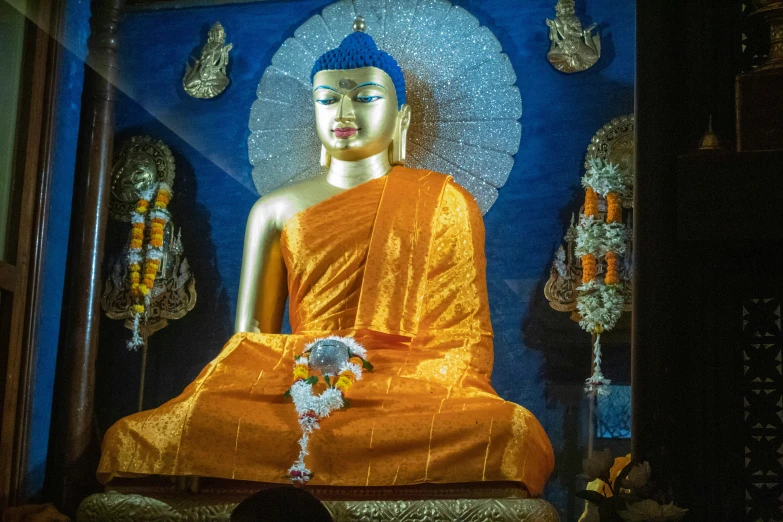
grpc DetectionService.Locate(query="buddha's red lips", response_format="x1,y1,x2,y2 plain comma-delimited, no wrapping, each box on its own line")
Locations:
333,128,358,138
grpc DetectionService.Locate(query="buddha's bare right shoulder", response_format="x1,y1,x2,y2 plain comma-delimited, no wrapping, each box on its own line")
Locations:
246,174,330,231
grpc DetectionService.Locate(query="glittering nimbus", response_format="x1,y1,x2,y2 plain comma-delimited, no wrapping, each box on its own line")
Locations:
248,0,522,214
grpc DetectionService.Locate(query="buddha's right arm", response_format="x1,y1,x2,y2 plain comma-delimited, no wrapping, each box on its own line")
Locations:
234,197,289,334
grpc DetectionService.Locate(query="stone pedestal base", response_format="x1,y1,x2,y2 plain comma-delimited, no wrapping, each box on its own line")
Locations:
77,491,560,521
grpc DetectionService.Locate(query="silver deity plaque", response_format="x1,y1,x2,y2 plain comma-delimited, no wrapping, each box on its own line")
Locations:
183,22,233,99
544,115,635,314
110,136,175,222
545,0,601,73
105,136,196,337
584,114,635,196
104,137,196,410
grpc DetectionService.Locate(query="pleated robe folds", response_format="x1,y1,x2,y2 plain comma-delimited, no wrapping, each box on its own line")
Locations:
98,167,554,496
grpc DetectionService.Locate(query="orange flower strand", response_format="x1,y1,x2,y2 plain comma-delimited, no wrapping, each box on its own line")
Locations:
339,369,357,382
605,252,621,285
128,186,173,345
584,188,599,217
606,192,622,224
581,254,597,283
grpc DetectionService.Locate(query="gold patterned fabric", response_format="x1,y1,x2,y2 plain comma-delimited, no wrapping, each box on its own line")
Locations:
77,491,561,522
98,167,554,496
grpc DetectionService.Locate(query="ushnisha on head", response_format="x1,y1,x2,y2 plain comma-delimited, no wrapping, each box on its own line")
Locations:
208,21,226,43
311,16,411,165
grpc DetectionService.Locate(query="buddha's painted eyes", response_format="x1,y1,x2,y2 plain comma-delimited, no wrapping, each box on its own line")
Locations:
316,98,338,105
355,95,383,103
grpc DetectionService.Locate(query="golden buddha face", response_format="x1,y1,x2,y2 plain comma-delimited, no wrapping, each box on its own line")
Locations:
313,66,403,162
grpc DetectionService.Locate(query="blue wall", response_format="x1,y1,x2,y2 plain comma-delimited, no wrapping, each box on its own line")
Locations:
101,0,635,517
25,0,90,500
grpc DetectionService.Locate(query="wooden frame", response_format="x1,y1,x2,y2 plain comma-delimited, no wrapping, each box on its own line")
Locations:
0,0,64,512
47,0,125,515
126,0,271,10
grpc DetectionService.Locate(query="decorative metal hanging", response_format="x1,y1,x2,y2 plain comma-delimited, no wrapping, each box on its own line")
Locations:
103,136,197,411
183,22,233,99
544,115,634,315
545,0,601,73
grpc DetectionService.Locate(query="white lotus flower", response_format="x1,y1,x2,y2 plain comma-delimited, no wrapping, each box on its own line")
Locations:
621,461,652,489
618,500,688,521
582,448,614,481
578,502,601,522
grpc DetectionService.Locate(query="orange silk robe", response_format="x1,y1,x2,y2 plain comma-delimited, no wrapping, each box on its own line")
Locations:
98,167,554,495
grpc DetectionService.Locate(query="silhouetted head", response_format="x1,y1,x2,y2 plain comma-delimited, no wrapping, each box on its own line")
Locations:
230,487,332,522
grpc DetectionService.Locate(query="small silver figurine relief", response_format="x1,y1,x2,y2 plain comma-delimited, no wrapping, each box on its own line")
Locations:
183,22,233,99
546,0,601,74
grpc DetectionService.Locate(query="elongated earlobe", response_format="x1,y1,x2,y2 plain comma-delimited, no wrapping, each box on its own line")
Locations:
390,104,411,165
320,145,332,168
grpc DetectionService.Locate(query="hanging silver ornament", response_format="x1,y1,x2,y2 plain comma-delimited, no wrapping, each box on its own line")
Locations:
308,338,352,377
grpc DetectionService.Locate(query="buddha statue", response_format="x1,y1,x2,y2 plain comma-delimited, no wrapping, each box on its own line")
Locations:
98,21,554,498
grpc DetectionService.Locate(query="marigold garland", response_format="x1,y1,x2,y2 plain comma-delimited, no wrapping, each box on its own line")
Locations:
126,183,172,350
606,192,622,224
285,336,371,483
581,254,597,284
577,160,632,396
584,188,599,217
605,251,621,285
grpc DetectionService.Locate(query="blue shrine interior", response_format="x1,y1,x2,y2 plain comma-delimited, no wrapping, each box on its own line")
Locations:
30,0,636,518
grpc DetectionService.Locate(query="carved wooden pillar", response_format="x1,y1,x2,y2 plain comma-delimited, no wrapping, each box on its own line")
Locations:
50,0,123,514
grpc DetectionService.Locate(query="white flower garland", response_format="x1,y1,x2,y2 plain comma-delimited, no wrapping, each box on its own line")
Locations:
577,159,632,396
575,216,628,258
582,158,632,197
286,336,370,483
576,280,625,334
126,183,172,350
584,334,612,395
